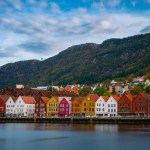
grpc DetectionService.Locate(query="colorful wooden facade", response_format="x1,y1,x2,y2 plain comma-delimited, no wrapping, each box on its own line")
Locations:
58,97,72,116
35,97,49,117
132,93,150,116
46,96,58,117
71,97,83,116
82,94,99,117
118,93,134,116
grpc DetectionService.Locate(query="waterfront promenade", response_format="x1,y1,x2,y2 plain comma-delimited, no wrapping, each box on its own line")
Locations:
0,117,150,124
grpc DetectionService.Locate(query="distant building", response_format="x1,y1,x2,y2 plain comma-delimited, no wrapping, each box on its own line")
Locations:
133,76,145,82
16,84,24,89
117,88,128,96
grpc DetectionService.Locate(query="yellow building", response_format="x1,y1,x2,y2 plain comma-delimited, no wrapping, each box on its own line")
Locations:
81,94,99,117
46,96,58,117
71,97,83,116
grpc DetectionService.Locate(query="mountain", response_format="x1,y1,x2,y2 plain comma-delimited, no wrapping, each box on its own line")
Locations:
0,33,150,89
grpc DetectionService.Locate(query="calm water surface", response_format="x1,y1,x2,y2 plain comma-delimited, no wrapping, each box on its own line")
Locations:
0,123,150,150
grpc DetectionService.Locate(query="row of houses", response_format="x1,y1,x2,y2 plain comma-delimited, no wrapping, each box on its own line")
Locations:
0,92,150,117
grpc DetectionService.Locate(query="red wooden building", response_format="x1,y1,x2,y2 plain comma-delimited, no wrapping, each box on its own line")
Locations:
132,93,150,116
118,93,134,116
35,97,49,117
0,95,10,116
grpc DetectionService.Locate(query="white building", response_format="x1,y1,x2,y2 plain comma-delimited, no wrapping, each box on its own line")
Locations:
6,96,17,116
95,96,109,117
105,95,120,117
15,96,36,117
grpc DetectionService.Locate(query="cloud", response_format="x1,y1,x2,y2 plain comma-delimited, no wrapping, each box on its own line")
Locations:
140,26,150,33
0,0,150,65
92,0,121,8
107,0,121,7
18,42,50,53
145,0,150,4
50,2,61,14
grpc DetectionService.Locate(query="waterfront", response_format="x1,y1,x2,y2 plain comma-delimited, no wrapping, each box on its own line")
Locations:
0,124,150,150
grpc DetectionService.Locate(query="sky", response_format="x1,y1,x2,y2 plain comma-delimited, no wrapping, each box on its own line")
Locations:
0,0,150,66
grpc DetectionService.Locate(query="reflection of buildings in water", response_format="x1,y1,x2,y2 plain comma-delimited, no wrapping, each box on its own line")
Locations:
117,124,150,132
71,124,96,132
95,124,118,133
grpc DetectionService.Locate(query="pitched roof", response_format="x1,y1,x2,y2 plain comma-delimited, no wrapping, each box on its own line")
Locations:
0,95,10,103
71,97,84,102
21,96,36,104
140,93,150,100
102,96,109,102
123,93,134,101
89,94,99,102
111,95,120,101
40,97,49,103
11,96,18,102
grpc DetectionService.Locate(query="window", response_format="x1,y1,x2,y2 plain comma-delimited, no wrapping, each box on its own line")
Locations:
84,108,86,111
108,104,110,107
92,108,94,112
84,103,86,106
111,104,113,107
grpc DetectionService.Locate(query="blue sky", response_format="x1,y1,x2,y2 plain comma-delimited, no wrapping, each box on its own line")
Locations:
0,0,150,65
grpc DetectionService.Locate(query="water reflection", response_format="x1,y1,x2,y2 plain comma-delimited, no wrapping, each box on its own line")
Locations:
0,123,150,150
27,136,69,143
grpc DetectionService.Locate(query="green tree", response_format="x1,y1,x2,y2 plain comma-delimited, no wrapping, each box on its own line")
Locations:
103,91,111,96
136,83,145,91
130,86,143,95
127,75,134,82
47,86,57,91
145,85,150,94
103,80,111,84
79,87,92,96
144,73,150,80
93,87,107,96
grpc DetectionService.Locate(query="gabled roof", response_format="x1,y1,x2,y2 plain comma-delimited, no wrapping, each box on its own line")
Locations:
11,96,18,102
140,93,150,100
125,94,134,101
102,96,109,102
111,95,120,101
88,94,99,102
21,96,36,104
40,97,49,103
0,95,10,103
71,97,84,102
50,96,58,102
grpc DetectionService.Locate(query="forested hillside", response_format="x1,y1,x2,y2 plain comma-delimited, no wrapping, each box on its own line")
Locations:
0,33,150,89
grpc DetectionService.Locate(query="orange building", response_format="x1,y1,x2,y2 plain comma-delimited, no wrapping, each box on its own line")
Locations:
71,97,83,116
81,94,99,117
